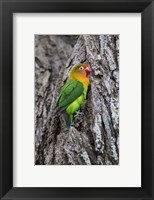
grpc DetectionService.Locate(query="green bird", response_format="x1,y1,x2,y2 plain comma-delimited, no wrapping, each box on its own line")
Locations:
57,63,91,128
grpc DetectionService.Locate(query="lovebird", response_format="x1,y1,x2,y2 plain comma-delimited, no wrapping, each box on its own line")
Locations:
57,63,91,128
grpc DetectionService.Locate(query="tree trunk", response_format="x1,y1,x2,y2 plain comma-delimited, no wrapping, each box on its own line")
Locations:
35,35,119,165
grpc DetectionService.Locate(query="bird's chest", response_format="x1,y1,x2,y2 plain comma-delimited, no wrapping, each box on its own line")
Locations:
76,94,85,105
66,94,85,114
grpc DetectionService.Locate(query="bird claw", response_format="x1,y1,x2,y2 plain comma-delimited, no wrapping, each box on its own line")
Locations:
74,111,84,118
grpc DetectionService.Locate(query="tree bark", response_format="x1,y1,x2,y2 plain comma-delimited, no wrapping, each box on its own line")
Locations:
35,34,119,165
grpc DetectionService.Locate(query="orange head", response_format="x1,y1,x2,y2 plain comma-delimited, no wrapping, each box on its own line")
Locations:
69,63,91,83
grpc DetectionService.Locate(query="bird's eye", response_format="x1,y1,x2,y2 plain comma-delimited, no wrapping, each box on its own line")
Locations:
79,66,84,70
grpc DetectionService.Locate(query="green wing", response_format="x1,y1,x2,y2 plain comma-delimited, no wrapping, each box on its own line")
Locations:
58,80,84,109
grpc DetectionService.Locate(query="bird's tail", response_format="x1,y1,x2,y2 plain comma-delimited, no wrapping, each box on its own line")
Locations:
62,111,73,128
56,106,73,128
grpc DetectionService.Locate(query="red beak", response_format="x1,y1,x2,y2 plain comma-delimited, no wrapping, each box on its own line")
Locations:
85,67,91,76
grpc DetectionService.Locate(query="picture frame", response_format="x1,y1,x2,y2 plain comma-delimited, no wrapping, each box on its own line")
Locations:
0,0,154,199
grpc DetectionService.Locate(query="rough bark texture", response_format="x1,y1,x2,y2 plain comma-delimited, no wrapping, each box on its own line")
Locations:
35,35,119,165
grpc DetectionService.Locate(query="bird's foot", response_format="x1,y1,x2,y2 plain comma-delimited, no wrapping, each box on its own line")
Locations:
74,111,84,118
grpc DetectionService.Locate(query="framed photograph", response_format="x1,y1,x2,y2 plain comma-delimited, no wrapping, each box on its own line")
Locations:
0,0,154,199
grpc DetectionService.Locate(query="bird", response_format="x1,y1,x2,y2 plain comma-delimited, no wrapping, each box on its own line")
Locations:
57,63,91,128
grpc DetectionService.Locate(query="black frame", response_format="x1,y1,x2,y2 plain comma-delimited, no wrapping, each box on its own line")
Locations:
0,0,154,199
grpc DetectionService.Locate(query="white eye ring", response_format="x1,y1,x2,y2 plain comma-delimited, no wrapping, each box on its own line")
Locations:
79,66,84,70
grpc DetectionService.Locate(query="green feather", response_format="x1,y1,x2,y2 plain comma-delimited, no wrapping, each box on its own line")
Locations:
57,79,85,127
58,80,84,109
